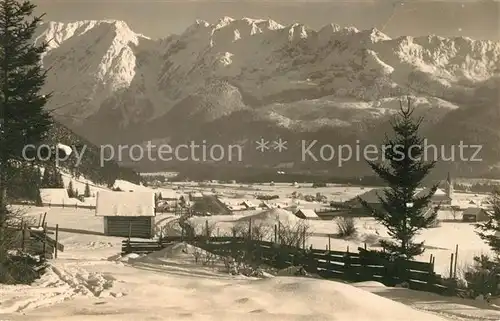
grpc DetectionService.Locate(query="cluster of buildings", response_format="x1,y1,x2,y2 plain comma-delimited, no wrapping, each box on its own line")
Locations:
92,174,495,239
328,174,493,222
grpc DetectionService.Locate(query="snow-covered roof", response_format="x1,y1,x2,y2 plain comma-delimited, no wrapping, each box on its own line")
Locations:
348,188,387,204
95,191,155,217
40,188,85,205
296,209,318,218
157,188,179,199
415,187,450,199
242,200,257,207
260,202,274,209
191,192,203,198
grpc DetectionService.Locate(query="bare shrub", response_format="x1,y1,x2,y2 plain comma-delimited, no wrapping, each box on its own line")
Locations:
202,251,217,266
451,206,461,221
278,219,310,248
231,221,273,241
200,221,217,238
192,247,203,263
186,220,217,238
363,234,379,245
336,216,357,238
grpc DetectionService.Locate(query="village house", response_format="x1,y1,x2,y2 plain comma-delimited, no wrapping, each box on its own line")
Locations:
415,187,452,206
95,191,156,238
240,200,257,210
343,188,387,216
294,208,319,220
190,191,204,201
157,189,180,201
462,207,489,222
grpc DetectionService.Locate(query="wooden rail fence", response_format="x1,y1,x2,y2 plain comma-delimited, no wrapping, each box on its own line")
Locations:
121,236,450,295
7,222,64,259
43,202,95,209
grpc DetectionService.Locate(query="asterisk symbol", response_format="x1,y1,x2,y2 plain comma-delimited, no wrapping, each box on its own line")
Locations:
255,138,270,152
273,138,287,152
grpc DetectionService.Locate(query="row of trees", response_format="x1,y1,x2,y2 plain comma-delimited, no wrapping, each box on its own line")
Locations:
67,180,91,198
455,182,500,194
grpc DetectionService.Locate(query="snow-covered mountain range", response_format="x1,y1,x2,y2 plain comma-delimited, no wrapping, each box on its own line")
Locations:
35,17,500,176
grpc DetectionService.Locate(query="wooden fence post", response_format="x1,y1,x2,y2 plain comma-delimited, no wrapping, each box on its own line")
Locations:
344,252,351,280
426,254,436,291
274,224,277,243
328,235,331,251
453,244,458,279
449,253,454,279
248,218,252,240
55,224,59,259
277,221,281,244
302,226,306,249
41,212,46,227
43,222,47,260
128,222,132,240
21,223,26,250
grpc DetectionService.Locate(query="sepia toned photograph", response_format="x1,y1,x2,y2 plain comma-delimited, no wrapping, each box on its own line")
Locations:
0,0,499,320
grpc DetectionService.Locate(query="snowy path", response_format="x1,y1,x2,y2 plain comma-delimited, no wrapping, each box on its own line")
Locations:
0,259,119,314
0,241,457,321
0,232,498,321
0,257,451,321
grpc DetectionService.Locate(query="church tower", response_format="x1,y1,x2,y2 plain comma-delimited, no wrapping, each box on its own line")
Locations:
445,172,454,200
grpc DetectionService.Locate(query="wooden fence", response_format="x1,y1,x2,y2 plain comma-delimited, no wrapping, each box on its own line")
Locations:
43,202,95,210
121,235,450,295
7,222,64,259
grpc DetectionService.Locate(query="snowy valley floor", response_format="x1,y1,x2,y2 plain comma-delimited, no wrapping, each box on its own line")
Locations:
1,233,500,321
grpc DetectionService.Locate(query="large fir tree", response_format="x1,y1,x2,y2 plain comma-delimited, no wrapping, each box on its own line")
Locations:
358,97,438,259
7,164,40,202
0,0,52,222
476,188,500,259
470,188,500,295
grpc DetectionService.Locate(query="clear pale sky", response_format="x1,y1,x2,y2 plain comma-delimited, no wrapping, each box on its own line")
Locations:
32,0,499,40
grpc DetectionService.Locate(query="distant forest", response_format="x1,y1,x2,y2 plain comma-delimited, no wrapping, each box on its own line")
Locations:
160,165,499,194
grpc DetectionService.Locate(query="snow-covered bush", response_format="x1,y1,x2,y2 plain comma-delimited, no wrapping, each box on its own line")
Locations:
336,216,357,238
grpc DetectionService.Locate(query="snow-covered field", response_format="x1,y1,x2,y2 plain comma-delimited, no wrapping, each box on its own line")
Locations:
186,208,491,277
1,178,499,320
1,216,498,321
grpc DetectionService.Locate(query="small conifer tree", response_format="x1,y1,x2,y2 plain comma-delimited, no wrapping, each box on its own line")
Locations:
84,182,91,197
67,181,74,198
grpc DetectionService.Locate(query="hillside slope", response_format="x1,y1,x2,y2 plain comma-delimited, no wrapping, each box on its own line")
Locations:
45,121,141,186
